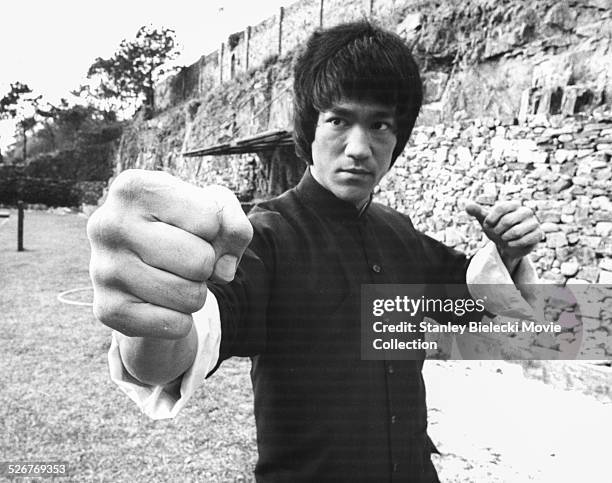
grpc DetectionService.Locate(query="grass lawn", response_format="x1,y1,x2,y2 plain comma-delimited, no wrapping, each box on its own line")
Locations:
0,210,257,482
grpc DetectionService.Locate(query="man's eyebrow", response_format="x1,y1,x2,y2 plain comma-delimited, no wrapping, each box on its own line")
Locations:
325,106,395,118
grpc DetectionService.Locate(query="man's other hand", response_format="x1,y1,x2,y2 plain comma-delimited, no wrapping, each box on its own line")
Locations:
87,169,253,340
465,201,543,273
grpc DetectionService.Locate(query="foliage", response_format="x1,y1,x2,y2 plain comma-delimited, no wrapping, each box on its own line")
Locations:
0,82,37,120
0,166,79,206
2,102,123,181
0,163,109,207
0,82,43,161
86,25,179,117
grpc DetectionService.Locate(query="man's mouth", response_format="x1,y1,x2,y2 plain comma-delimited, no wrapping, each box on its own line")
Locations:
340,168,372,176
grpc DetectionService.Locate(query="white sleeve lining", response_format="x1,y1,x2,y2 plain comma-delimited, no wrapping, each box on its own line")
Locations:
107,291,222,420
466,241,541,319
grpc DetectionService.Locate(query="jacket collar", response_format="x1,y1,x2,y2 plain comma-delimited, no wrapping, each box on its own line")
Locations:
295,167,372,219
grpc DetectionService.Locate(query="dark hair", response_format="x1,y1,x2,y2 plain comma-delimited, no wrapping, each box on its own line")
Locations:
292,21,422,165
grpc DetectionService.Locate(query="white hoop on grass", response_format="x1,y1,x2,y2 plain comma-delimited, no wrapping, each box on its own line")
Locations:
57,286,94,307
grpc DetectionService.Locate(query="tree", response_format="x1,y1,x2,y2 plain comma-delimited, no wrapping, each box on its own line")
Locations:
86,25,179,118
0,82,42,163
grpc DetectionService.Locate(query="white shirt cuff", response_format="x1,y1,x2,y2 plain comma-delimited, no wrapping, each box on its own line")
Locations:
108,291,222,420
466,241,540,319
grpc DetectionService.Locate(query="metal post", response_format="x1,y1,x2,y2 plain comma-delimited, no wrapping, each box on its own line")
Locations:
245,26,251,71
219,43,224,84
278,6,284,56
17,201,24,252
319,0,324,27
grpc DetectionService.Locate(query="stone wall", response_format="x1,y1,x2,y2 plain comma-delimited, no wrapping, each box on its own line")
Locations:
152,0,612,123
376,110,612,285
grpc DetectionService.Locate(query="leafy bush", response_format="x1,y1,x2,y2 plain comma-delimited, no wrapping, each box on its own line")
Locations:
0,165,104,207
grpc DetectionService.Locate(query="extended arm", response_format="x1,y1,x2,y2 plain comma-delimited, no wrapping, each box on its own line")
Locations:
88,169,252,387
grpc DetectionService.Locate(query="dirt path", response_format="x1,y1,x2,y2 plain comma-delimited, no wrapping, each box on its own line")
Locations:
425,360,611,482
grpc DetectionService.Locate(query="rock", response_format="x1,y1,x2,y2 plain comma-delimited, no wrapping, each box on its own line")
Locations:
558,134,574,143
567,232,580,244
562,203,576,215
456,146,473,166
546,232,568,248
576,149,595,158
556,246,574,260
559,161,577,176
422,71,449,103
577,267,600,283
594,211,612,222
572,176,591,186
550,178,572,193
560,261,579,276
541,222,560,233
594,168,611,181
542,272,566,284
434,146,449,164
591,196,612,211
596,143,612,154
414,131,430,145
596,239,612,257
599,258,612,272
596,222,612,237
396,12,423,42
544,2,577,30
566,277,589,285
444,127,459,140
472,136,485,150
538,210,562,223
599,271,612,284
445,227,465,247
574,204,590,224
554,149,575,163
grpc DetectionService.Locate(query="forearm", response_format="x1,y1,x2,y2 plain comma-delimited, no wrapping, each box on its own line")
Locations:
499,249,522,276
116,322,198,386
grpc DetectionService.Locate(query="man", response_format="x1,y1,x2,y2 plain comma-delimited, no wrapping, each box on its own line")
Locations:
89,22,543,482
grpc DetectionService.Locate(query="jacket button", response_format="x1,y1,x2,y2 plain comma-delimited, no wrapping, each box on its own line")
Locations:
393,463,399,472
391,415,397,424
372,264,381,273
388,364,394,374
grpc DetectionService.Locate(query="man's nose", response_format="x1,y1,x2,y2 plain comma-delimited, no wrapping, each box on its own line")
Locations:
344,126,372,160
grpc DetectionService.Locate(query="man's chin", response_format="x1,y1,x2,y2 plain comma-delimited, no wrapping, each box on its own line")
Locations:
330,185,370,208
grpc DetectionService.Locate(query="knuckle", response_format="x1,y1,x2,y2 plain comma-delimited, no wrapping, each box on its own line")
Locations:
92,292,128,329
193,243,216,280
90,206,133,248
184,282,207,313
89,254,124,290
109,169,145,201
226,218,254,247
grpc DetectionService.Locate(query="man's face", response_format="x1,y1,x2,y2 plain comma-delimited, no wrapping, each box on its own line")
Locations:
310,98,397,209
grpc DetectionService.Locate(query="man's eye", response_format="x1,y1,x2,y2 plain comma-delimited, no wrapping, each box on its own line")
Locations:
327,117,347,127
372,121,392,131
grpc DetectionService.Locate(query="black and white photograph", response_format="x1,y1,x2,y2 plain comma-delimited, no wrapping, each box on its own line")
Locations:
1,0,611,481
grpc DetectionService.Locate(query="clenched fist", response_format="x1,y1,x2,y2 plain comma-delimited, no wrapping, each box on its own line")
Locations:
87,169,253,340
465,200,543,272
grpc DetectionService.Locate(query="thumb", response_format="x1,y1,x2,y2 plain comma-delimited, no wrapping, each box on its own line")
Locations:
465,201,488,226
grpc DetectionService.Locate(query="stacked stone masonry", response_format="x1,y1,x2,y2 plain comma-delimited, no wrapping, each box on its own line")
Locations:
376,111,612,286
